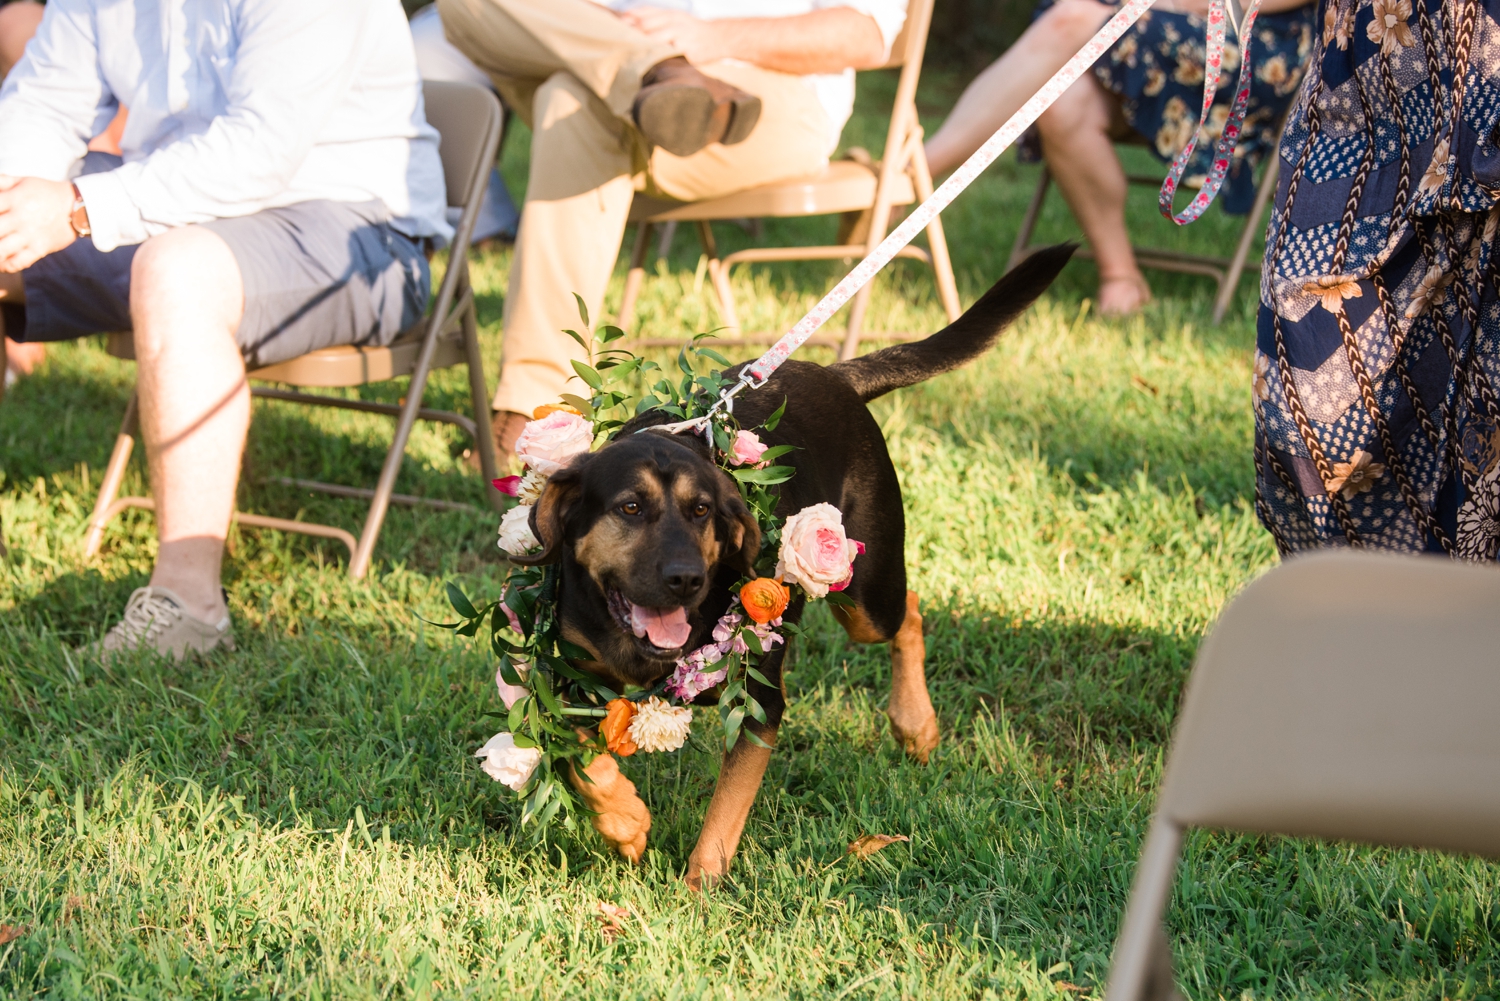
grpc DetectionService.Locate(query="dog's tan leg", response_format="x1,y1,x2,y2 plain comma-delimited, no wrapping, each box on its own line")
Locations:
887,590,939,763
569,752,651,862
685,736,774,890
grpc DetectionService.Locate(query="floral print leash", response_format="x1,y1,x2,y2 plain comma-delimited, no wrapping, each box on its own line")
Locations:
1158,0,1266,224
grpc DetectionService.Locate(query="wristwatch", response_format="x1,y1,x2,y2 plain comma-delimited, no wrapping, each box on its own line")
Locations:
69,183,91,239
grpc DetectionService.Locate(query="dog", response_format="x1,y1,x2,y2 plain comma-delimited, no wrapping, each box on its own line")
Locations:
515,245,1074,886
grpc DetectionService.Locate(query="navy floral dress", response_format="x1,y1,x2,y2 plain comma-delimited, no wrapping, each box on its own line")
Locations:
1027,0,1317,212
1255,0,1500,558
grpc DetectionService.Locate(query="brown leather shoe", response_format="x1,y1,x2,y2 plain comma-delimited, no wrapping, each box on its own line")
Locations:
632,57,762,158
466,409,531,471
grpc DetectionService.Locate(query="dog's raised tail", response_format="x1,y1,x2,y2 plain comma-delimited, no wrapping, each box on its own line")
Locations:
829,243,1075,403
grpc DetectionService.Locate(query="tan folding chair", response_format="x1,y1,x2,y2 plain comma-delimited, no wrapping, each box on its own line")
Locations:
616,0,961,361
82,80,504,580
1106,550,1500,1001
1006,117,1287,326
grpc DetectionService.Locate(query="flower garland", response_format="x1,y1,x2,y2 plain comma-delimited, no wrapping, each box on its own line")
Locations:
442,310,861,831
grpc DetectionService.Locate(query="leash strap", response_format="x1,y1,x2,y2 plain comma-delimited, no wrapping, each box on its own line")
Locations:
1157,0,1264,224
720,0,1162,399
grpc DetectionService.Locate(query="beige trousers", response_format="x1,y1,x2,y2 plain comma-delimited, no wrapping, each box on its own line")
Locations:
437,0,833,417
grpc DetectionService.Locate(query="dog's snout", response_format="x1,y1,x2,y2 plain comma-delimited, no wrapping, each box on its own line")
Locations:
661,561,705,599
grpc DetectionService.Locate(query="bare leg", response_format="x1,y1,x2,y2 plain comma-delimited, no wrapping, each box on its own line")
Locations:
1036,73,1149,316
686,735,774,889
568,752,651,861
130,226,247,624
886,591,939,762
924,0,1115,176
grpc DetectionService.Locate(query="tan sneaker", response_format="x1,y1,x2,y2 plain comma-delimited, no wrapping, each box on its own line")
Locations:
89,586,235,662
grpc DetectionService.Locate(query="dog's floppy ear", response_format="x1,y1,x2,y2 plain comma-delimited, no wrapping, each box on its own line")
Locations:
512,458,589,566
714,471,761,576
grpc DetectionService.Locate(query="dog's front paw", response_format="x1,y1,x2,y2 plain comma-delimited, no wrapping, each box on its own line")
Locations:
886,706,940,764
684,850,729,891
570,753,652,862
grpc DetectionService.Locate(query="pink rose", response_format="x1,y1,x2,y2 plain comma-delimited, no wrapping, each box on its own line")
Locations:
729,430,768,467
496,659,529,708
514,410,594,476
774,503,861,599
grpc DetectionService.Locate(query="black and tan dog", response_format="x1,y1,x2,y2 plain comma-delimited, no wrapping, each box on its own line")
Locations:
516,245,1073,886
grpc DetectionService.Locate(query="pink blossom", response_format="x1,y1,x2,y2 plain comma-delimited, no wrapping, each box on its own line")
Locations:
492,475,522,497
514,410,593,476
729,430,768,467
495,659,529,708
774,503,861,599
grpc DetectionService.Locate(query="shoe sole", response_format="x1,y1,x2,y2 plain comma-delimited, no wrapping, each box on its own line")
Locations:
636,86,762,158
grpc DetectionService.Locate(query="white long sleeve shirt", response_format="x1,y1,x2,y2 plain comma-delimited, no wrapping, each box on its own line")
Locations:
0,0,451,252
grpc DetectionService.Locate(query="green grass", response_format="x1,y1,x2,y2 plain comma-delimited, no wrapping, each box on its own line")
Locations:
2,71,1497,1001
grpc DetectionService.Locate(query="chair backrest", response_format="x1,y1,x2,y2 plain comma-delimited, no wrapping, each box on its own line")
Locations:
881,0,935,70
1160,549,1500,861
421,80,504,213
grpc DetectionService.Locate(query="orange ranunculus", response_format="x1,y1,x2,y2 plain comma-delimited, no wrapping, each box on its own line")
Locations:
740,578,791,624
533,402,584,420
601,699,639,756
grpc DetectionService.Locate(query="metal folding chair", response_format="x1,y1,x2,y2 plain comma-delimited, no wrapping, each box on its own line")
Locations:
82,80,504,580
1106,550,1500,1001
616,0,961,361
1006,116,1288,326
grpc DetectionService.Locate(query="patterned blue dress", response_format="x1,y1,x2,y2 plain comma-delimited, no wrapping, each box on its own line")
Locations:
1027,0,1317,212
1255,0,1500,558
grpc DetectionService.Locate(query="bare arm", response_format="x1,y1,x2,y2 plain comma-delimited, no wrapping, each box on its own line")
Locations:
617,7,887,76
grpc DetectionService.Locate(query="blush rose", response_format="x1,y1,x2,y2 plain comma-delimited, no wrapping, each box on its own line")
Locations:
774,503,861,599
514,410,594,476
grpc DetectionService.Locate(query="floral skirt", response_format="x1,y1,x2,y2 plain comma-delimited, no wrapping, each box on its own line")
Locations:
1027,0,1315,212
1255,0,1500,559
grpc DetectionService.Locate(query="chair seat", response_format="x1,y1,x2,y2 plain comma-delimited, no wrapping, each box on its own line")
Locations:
105,329,466,389
629,160,917,224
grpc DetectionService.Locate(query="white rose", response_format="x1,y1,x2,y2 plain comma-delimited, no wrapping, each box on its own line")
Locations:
627,696,694,753
514,410,594,476
773,503,861,599
498,504,540,557
475,732,541,791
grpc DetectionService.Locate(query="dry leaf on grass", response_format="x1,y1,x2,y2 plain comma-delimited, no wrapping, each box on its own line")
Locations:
846,834,910,859
0,925,26,946
597,901,631,942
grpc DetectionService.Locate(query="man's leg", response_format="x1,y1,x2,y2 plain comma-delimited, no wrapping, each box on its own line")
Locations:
130,226,247,625
1036,73,1148,316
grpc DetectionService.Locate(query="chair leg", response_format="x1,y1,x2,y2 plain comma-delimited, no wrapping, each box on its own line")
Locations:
910,145,962,322
1212,153,1280,325
1007,167,1052,273
1103,815,1186,1001
697,220,740,333
83,392,139,558
619,222,653,332
459,277,501,509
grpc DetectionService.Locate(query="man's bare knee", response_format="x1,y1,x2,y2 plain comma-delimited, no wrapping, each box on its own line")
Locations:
129,227,244,352
1032,0,1115,50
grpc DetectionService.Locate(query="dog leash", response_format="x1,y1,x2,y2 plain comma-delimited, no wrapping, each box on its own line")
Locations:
656,0,1250,439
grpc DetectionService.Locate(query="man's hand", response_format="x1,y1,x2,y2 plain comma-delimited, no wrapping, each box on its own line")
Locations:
618,7,731,65
0,176,77,273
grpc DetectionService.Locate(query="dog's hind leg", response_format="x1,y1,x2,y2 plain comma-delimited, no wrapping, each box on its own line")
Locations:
686,734,775,890
569,753,652,863
834,589,939,762
886,590,939,762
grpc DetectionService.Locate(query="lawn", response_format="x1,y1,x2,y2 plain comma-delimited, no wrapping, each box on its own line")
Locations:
2,69,1498,1000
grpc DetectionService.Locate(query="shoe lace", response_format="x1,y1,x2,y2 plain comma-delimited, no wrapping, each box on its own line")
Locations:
111,590,182,645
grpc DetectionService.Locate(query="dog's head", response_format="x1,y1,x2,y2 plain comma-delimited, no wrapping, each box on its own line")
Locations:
514,430,760,680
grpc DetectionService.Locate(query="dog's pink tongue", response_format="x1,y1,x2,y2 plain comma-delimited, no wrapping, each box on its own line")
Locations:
629,602,691,648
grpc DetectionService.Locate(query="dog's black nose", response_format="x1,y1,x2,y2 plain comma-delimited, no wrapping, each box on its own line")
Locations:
661,561,705,598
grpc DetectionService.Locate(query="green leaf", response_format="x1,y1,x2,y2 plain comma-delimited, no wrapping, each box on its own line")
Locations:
743,631,764,656
762,397,788,431
743,730,772,749
599,324,626,343
533,675,564,717
558,393,595,419
609,356,642,380
758,444,797,462
510,732,537,749
572,292,590,329
562,328,589,352
571,361,604,390
825,590,856,608
723,706,745,749
732,465,796,485
746,696,766,724
446,582,479,619
695,347,732,367
745,666,772,687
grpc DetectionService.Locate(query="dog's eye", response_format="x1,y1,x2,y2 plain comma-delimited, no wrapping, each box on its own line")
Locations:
619,501,641,517
691,502,711,519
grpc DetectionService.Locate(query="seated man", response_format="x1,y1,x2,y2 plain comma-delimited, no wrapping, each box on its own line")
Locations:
0,0,450,657
435,0,906,460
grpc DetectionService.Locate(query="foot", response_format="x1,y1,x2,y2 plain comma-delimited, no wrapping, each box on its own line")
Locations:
4,338,45,388
87,585,235,662
632,57,761,158
1097,274,1152,317
465,409,530,472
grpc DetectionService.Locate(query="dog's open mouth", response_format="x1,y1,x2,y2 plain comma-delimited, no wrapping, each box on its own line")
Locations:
606,589,692,651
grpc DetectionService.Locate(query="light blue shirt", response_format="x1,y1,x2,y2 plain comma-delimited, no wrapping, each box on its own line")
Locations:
0,0,452,252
